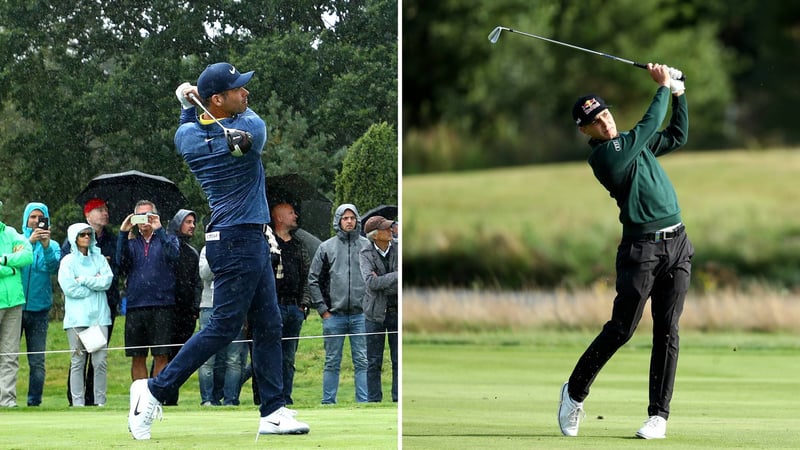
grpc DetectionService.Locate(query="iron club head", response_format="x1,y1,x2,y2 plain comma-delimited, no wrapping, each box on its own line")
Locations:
488,26,508,44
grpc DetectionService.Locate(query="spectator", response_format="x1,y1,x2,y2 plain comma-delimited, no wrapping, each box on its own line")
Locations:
117,200,180,381
197,245,246,406
308,203,369,404
59,223,113,407
20,202,60,406
269,203,313,405
0,200,33,407
359,216,398,403
61,198,121,406
127,62,308,439
160,209,201,406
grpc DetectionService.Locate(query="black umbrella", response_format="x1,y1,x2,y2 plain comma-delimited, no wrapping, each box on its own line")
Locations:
361,204,398,226
75,170,188,224
266,173,332,241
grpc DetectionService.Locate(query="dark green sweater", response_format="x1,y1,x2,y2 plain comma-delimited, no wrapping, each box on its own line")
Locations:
587,86,688,237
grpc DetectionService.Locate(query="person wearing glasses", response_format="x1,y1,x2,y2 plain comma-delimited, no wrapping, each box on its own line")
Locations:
58,223,113,407
60,198,121,406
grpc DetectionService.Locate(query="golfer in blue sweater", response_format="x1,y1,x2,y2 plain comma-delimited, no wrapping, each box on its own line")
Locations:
128,62,309,440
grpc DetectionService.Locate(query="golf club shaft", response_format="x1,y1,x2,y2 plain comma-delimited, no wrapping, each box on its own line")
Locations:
188,93,229,131
489,26,686,81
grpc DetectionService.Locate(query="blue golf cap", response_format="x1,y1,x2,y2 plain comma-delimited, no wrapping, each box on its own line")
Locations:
197,62,254,98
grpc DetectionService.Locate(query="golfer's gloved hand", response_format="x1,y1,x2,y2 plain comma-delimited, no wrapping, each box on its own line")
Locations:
667,67,683,81
670,78,685,94
175,82,193,109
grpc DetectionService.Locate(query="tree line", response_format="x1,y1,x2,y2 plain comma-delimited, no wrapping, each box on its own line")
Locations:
403,0,800,173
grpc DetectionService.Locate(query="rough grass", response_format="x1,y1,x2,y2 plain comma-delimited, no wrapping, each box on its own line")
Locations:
402,149,800,289
404,287,800,333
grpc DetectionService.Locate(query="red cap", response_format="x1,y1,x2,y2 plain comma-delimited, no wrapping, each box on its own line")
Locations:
83,198,107,216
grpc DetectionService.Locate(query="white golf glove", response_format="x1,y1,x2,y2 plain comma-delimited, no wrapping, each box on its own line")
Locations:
175,82,193,109
670,78,685,94
667,66,683,81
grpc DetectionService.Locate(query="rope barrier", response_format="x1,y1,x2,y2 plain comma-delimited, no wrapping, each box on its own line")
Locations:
0,330,400,357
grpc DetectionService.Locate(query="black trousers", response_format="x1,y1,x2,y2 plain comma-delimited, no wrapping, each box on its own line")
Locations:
568,229,693,419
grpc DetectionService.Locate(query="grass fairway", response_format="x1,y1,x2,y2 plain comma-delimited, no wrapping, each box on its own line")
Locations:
402,331,800,449
0,406,396,448
6,316,398,448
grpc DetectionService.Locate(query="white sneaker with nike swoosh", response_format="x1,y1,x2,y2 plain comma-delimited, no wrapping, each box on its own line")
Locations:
128,379,162,440
258,407,310,435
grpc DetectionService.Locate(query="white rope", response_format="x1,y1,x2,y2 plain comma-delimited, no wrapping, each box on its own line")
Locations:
1,330,399,357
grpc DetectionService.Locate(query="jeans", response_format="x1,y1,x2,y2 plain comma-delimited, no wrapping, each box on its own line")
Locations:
150,225,284,417
365,310,398,402
322,312,368,404
198,308,246,405
21,309,49,406
278,304,305,405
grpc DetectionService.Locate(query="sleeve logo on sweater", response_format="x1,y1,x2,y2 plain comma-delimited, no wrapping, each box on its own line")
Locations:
612,139,621,152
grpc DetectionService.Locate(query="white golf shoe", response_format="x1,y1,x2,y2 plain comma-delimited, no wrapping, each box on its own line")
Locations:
558,382,584,437
258,407,310,435
128,379,162,440
636,415,667,439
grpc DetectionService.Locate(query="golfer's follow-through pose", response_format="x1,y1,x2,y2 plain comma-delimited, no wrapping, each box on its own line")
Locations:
127,62,309,439
558,63,693,440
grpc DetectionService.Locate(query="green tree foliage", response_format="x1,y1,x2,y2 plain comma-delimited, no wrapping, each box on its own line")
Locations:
0,0,397,238
403,0,800,173
334,122,398,216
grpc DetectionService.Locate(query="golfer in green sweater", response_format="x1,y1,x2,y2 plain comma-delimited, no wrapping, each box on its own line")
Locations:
558,63,693,440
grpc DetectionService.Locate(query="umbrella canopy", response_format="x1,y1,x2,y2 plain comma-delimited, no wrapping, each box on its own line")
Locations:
361,204,398,226
266,173,332,241
75,170,189,225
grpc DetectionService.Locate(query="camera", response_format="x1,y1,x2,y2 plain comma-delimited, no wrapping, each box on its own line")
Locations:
37,217,49,230
130,213,150,225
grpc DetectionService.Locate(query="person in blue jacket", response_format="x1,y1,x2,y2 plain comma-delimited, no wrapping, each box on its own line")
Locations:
59,223,113,407
20,202,60,406
117,200,180,383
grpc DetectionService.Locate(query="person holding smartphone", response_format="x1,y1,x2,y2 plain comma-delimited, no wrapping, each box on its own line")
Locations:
117,200,180,384
20,202,60,406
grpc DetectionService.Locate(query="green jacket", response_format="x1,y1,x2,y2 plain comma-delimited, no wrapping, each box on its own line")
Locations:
0,221,34,309
587,86,688,236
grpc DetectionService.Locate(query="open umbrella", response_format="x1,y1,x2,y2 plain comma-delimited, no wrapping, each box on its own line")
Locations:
361,204,398,227
266,173,332,241
75,170,188,225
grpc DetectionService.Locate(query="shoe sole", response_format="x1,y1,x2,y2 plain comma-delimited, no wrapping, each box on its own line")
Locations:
258,428,310,435
636,432,666,439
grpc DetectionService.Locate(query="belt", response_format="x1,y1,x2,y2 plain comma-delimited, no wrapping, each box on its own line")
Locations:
207,223,268,232
643,224,685,242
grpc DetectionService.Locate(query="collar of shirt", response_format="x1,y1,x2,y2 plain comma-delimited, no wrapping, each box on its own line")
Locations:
373,241,391,258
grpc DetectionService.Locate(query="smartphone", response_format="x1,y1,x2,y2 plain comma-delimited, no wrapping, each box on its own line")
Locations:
130,214,149,225
37,217,49,230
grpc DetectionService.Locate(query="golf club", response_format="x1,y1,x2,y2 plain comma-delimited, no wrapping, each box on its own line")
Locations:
488,26,685,81
188,93,253,157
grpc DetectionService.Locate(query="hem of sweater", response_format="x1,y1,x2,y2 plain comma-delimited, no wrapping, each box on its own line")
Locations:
622,213,682,237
